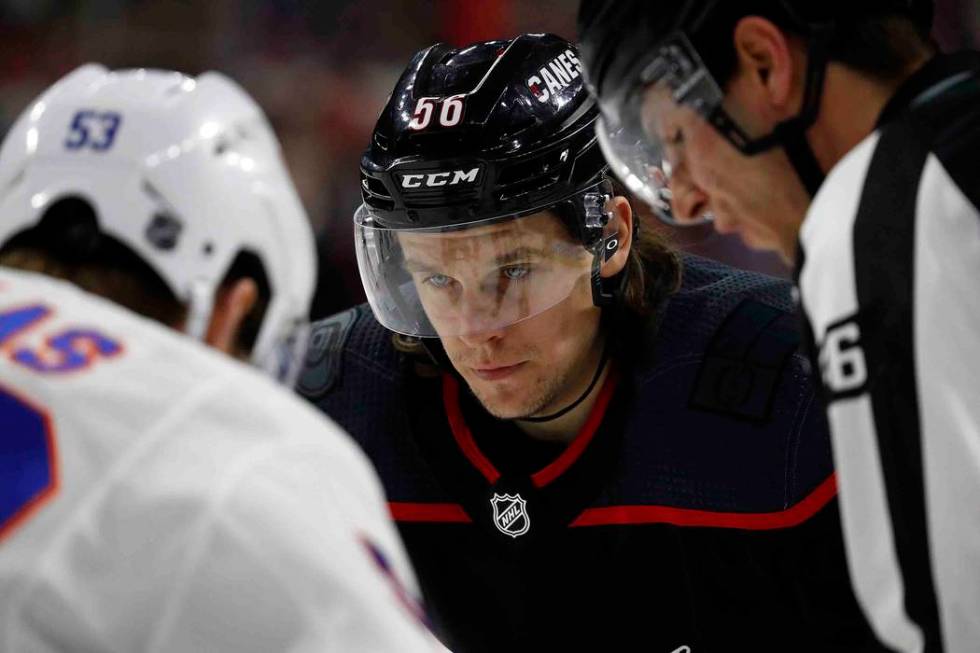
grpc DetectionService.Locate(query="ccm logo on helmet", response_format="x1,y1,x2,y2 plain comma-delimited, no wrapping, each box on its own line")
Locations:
398,168,480,189
527,49,583,103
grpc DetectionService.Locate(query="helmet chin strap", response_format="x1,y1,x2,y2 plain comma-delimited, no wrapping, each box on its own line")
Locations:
780,24,835,197
734,23,833,197
590,232,626,307
771,34,830,198
590,206,633,308
517,341,610,424
782,129,826,197
520,213,621,423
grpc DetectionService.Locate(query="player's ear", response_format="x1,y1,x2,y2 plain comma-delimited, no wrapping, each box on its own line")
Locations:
205,278,258,357
600,195,633,279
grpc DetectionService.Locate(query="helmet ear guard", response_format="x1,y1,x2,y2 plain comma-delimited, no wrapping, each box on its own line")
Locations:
589,192,637,309
547,178,632,309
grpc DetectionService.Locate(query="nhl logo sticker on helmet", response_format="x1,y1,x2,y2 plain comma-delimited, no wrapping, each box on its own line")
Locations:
490,493,530,538
144,213,183,251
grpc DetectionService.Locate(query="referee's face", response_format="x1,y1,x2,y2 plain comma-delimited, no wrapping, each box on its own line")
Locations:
641,88,806,256
636,21,812,261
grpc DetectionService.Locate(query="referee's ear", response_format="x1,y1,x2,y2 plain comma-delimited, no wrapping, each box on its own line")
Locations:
731,16,802,121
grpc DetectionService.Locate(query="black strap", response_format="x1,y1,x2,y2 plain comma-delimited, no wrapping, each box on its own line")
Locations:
751,23,834,195
517,342,610,423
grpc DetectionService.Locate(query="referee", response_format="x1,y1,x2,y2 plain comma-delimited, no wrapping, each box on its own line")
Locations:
578,2,979,651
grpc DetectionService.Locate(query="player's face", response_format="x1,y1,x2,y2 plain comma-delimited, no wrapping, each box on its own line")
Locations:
639,80,809,258
398,213,593,340
403,212,602,420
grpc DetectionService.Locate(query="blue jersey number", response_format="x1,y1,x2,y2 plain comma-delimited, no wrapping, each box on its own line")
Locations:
14,329,122,374
0,306,59,540
64,110,122,151
0,302,122,538
0,386,57,541
0,305,122,374
0,305,49,343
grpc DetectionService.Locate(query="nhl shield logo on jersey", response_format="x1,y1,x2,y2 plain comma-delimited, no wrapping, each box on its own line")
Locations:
490,492,530,538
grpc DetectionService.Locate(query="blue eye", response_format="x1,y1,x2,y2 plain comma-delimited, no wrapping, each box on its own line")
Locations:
501,265,530,281
424,274,453,289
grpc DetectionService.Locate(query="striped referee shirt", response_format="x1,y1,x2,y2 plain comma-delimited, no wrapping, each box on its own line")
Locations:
797,52,980,653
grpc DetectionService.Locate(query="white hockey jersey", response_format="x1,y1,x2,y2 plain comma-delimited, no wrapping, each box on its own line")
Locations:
0,267,444,652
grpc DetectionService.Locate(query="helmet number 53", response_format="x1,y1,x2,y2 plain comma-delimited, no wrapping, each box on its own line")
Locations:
408,95,464,131
64,110,123,151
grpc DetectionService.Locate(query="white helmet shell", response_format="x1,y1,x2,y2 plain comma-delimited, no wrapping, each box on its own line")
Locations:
0,64,317,382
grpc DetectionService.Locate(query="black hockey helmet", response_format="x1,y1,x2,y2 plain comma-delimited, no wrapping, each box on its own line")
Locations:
356,34,626,339
577,0,935,224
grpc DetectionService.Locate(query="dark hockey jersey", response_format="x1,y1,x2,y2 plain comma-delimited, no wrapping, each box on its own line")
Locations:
299,255,879,653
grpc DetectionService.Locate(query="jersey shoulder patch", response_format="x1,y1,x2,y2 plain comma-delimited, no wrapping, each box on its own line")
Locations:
690,298,801,423
296,306,361,399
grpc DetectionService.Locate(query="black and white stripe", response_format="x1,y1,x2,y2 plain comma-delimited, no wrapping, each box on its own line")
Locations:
800,64,980,653
851,118,943,653
801,130,927,653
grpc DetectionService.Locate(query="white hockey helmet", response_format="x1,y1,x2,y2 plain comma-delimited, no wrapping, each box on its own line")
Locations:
0,64,317,383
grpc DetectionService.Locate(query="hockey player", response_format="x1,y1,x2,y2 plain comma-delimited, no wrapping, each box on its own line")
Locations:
578,1,978,651
0,65,443,652
298,34,881,652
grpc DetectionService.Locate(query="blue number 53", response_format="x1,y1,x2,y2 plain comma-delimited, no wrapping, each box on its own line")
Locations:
64,110,122,151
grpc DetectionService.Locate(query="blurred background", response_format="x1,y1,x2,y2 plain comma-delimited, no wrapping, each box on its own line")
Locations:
1,0,977,319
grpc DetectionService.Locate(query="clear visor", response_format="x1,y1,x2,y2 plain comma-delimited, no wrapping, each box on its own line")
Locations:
596,33,726,227
354,205,596,338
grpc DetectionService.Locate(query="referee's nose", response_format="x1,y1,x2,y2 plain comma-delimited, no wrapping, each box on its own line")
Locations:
669,164,710,224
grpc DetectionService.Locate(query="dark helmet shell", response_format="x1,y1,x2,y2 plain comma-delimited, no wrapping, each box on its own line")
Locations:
360,33,609,232
578,0,935,109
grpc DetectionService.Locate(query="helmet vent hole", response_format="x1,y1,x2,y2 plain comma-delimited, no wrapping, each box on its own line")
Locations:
362,176,392,200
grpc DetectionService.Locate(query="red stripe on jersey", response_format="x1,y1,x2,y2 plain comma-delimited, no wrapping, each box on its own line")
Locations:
531,366,619,489
442,374,501,484
389,502,473,523
570,474,838,530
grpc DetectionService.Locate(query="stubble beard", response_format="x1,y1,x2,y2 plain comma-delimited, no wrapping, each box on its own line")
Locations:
466,361,572,420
